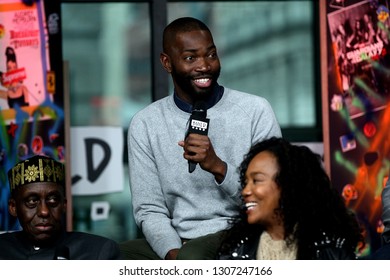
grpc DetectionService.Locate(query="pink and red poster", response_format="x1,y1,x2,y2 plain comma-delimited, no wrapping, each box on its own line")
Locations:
0,0,67,232
0,0,48,110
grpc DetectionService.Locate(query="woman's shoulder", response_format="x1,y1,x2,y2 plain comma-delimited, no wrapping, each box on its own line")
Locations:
312,232,357,260
218,234,259,260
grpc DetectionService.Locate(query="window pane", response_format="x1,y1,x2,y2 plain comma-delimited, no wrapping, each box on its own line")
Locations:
168,1,316,128
61,2,151,242
61,3,151,128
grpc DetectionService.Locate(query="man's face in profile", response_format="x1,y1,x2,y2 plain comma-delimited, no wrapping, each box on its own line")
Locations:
9,182,66,245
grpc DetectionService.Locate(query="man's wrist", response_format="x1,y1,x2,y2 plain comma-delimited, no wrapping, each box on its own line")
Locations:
213,161,227,184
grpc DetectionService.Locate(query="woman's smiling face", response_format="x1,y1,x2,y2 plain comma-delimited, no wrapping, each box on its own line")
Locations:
242,151,281,227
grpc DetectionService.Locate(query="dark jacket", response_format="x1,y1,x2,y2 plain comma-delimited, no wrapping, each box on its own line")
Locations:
0,231,122,260
218,231,357,260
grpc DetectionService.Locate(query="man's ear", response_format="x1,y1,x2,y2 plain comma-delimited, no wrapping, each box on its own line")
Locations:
8,198,17,217
160,52,172,73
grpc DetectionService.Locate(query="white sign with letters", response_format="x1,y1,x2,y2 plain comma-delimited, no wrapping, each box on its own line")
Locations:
70,126,124,195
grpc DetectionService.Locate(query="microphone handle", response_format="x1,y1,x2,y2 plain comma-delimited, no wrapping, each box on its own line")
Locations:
189,161,197,173
186,103,209,173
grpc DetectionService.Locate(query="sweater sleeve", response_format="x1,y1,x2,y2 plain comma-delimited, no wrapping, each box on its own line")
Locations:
215,162,241,204
216,94,282,200
128,115,182,259
251,97,282,141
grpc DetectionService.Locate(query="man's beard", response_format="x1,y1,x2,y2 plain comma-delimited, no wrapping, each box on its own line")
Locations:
172,68,220,100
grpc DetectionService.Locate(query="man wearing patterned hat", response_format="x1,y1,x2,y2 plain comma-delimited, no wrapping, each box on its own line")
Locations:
0,155,122,260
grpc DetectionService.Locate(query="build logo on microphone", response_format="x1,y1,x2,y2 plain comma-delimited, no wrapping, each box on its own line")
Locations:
190,120,208,132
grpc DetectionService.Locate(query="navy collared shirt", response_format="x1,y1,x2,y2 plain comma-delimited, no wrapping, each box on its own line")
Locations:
173,84,224,113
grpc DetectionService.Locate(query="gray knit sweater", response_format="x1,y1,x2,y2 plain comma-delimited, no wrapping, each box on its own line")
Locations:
127,87,281,258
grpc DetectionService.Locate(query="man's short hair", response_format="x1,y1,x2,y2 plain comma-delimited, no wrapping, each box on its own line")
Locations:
162,17,211,53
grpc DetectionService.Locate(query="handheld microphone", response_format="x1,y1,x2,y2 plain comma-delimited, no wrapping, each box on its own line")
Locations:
54,245,70,260
186,101,210,173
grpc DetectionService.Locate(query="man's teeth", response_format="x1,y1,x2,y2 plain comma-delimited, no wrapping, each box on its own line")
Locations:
195,78,209,84
245,202,257,209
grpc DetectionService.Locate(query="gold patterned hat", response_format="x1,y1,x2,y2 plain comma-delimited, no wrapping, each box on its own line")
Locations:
8,155,65,192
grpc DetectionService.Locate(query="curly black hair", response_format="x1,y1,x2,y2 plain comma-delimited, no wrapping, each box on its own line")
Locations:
219,137,364,259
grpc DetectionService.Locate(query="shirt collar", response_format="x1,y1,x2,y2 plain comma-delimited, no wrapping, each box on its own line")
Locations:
173,84,224,113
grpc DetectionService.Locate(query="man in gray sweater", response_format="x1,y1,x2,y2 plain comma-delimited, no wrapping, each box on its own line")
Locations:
121,17,281,260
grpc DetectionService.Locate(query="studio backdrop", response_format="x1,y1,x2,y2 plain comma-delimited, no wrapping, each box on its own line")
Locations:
321,0,390,256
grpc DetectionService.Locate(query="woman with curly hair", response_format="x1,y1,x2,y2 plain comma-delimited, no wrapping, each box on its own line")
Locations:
218,137,363,260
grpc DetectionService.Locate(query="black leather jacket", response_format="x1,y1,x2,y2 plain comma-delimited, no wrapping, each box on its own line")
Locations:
218,232,357,260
